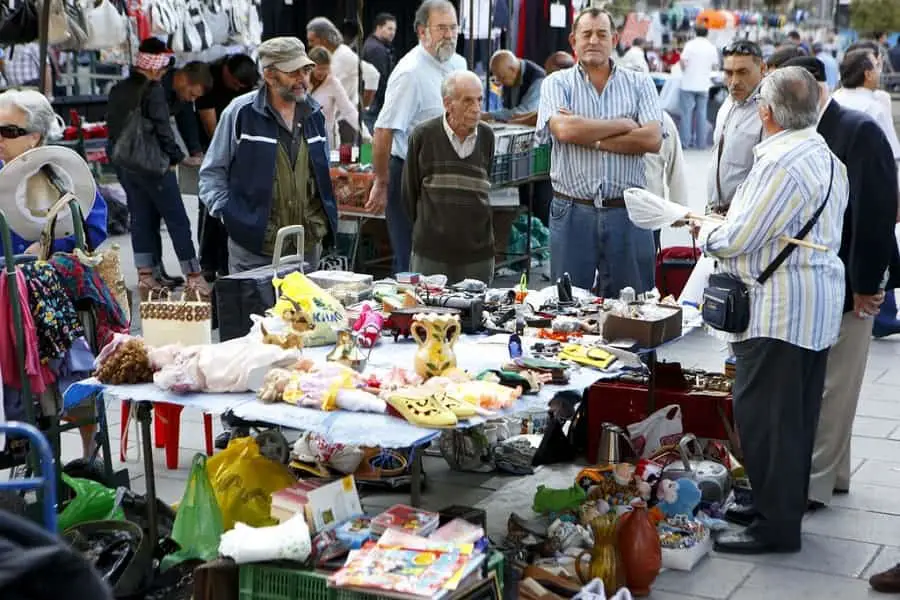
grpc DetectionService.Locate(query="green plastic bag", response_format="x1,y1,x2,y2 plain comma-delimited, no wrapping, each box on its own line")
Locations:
161,453,225,571
57,474,125,532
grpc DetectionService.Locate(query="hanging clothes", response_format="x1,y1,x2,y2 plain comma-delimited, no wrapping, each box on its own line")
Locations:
19,262,84,366
460,0,493,39
0,269,48,393
48,255,130,349
521,0,573,67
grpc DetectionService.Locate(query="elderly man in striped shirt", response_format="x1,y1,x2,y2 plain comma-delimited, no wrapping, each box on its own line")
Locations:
537,7,663,296
700,67,849,555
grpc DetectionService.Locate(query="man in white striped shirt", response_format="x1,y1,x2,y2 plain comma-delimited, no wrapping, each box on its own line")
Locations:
701,67,849,555
537,7,663,296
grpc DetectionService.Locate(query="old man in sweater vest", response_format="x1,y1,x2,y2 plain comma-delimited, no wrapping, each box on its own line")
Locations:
402,70,496,284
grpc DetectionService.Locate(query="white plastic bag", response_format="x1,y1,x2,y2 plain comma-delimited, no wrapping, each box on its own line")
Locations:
202,0,230,46
150,0,179,35
627,405,683,458
678,254,716,307
84,0,128,50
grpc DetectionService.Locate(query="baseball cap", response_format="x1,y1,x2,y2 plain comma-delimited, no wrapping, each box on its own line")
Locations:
257,37,314,72
781,56,827,82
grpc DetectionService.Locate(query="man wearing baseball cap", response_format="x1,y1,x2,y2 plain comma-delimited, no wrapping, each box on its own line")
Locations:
199,36,338,274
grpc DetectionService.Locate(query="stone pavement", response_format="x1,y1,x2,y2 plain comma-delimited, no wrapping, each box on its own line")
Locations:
59,148,900,598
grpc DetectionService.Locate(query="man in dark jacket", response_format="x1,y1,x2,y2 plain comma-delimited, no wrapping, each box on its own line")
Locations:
485,50,545,125
774,58,897,512
106,39,209,299
199,37,338,274
361,12,397,128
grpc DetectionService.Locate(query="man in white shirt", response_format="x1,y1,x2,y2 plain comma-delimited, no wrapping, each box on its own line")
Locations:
678,27,720,149
365,0,467,274
619,37,650,73
306,17,380,115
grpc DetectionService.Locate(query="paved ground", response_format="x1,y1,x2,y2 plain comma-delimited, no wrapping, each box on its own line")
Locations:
59,148,900,598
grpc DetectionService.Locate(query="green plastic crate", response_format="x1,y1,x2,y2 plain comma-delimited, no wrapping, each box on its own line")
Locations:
532,144,551,175
239,551,505,600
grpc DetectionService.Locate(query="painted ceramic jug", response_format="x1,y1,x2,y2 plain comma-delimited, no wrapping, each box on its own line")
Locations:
410,312,460,379
576,514,624,593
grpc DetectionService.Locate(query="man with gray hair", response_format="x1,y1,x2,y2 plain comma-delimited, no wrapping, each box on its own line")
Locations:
699,66,849,554
306,17,380,119
199,37,338,275
402,70,495,283
366,0,467,274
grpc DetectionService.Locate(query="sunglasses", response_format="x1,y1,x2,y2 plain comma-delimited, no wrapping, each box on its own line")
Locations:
0,124,33,139
723,41,762,58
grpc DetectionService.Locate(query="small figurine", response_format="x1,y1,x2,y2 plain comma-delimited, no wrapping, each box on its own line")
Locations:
260,323,304,350
352,303,384,348
280,297,313,334
326,328,368,371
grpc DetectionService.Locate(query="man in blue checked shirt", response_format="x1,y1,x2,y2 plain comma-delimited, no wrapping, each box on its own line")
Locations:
537,7,663,296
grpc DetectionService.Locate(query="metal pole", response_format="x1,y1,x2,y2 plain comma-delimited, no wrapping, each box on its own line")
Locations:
38,0,53,95
484,0,492,106
468,0,476,67
357,0,364,145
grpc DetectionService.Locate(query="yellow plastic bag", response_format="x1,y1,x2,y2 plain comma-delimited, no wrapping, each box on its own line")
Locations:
272,271,345,347
206,437,296,531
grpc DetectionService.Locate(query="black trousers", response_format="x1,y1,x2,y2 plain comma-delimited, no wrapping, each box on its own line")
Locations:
198,205,229,276
518,179,551,227
732,337,829,545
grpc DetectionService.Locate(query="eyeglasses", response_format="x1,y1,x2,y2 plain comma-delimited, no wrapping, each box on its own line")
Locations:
0,125,32,139
723,41,762,58
430,24,459,35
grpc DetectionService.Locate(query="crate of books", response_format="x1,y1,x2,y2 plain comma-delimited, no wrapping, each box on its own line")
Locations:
490,125,536,186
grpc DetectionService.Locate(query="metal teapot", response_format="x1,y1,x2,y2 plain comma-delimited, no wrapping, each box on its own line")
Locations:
661,433,731,503
595,422,638,465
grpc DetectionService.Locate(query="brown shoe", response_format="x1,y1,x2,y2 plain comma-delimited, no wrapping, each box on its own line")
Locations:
185,273,211,302
138,270,164,302
870,563,900,593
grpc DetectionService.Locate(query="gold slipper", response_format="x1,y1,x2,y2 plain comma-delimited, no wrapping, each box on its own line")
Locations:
385,389,458,427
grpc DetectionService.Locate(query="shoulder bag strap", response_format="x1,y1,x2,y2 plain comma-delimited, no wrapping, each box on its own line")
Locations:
756,157,834,285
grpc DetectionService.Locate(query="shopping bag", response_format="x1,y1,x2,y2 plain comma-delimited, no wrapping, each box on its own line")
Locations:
140,289,212,348
161,453,225,571
57,474,126,532
678,254,716,307
270,271,345,347
627,405,684,458
206,437,296,531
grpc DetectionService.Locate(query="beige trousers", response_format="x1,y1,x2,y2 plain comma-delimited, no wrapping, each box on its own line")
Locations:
808,312,873,504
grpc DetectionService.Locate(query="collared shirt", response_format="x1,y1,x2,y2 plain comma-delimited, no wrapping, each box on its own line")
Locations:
442,113,478,158
832,87,900,160
536,62,663,202
645,111,689,206
311,74,368,148
375,44,467,160
707,92,764,213
5,43,42,86
331,44,381,109
702,127,849,351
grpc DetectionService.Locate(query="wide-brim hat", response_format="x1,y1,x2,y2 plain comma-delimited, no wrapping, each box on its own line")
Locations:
0,145,96,242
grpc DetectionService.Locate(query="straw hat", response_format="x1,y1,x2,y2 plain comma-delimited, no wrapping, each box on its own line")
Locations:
0,145,96,241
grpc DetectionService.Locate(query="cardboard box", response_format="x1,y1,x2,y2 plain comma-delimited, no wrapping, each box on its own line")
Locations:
603,303,682,348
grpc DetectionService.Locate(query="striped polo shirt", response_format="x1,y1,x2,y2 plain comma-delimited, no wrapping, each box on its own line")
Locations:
702,127,849,351
536,61,663,204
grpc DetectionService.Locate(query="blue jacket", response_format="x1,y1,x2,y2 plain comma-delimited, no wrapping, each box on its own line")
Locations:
198,88,338,255
0,158,108,256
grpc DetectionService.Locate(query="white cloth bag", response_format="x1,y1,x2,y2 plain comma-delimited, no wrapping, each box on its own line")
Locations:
627,405,684,458
84,0,128,50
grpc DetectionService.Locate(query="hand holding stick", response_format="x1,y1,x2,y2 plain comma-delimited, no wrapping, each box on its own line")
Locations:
686,212,828,252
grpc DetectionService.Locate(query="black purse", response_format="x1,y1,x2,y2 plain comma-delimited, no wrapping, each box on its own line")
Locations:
111,80,170,177
702,158,835,333
0,0,39,45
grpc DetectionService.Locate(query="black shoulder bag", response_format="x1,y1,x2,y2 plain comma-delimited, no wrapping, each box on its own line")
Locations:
111,79,170,177
702,158,834,333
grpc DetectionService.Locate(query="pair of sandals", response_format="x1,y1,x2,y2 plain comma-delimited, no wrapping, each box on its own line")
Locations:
138,270,211,302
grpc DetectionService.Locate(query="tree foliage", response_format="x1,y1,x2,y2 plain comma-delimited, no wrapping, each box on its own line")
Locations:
851,0,900,34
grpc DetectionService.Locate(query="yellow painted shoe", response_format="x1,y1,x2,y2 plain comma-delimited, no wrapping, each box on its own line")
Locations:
435,391,478,419
385,388,458,427
559,344,616,370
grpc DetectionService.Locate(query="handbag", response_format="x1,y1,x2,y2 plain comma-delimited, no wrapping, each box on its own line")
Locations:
0,0,39,45
111,79,170,177
702,158,835,333
84,0,128,50
169,0,213,53
56,0,90,50
140,289,212,348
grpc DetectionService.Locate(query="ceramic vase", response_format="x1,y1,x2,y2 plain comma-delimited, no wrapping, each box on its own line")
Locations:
410,312,460,379
617,502,662,596
576,514,623,593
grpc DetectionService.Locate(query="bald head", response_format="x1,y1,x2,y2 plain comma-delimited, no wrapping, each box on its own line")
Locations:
490,50,522,87
442,70,482,99
545,51,575,74
442,70,483,135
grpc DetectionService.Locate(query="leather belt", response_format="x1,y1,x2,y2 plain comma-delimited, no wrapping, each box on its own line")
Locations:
554,191,625,209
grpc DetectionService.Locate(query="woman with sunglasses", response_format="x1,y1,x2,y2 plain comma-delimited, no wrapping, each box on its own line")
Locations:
0,89,108,257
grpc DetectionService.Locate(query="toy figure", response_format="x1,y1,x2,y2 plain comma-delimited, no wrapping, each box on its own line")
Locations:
657,478,702,518
327,328,368,371
353,303,385,348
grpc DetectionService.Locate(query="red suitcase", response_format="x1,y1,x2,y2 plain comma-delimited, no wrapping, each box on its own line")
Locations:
656,246,701,298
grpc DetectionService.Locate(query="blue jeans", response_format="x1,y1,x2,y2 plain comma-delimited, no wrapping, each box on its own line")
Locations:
679,90,709,149
386,156,412,274
548,197,656,296
119,169,200,275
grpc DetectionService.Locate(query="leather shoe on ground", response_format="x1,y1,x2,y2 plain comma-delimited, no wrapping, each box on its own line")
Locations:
714,530,800,555
870,563,900,593
807,500,826,512
833,487,849,495
724,504,759,527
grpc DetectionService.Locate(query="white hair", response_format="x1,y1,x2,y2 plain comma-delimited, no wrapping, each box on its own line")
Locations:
441,71,482,99
0,89,64,141
758,67,820,130
306,17,343,48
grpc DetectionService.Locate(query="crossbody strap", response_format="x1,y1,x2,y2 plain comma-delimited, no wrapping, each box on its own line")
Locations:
756,157,834,285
